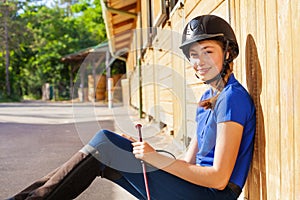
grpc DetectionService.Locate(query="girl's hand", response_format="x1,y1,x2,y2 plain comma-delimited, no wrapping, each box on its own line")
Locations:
132,141,156,160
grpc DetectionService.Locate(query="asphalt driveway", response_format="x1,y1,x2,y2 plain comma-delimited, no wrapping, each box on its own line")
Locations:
0,102,136,200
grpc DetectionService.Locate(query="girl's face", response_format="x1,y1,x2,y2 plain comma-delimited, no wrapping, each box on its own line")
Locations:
189,40,224,82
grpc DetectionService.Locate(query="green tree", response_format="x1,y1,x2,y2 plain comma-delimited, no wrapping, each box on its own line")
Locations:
1,0,107,100
71,0,106,42
0,0,34,99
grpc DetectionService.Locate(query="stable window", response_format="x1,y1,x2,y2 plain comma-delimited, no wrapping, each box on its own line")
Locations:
143,0,179,51
167,0,179,15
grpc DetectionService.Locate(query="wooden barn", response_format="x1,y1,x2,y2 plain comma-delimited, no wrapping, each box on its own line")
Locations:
100,0,299,199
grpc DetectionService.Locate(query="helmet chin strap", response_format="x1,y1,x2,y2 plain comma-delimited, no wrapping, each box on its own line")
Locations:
196,40,230,85
197,73,222,84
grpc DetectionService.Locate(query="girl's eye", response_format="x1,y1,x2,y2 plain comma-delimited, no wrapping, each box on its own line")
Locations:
204,51,212,55
189,53,199,58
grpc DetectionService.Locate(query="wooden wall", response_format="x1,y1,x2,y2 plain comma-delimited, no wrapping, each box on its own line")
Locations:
126,0,299,198
232,1,299,199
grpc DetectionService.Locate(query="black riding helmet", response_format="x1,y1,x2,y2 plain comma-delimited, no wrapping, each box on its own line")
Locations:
179,15,239,84
180,15,239,61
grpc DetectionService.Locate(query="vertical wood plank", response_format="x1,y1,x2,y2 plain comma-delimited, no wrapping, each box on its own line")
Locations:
155,37,174,128
245,1,268,199
291,0,300,199
265,1,281,199
255,1,267,199
142,50,155,118
277,0,294,199
170,9,187,145
232,2,245,198
243,0,268,198
238,0,246,83
231,0,242,82
245,35,263,200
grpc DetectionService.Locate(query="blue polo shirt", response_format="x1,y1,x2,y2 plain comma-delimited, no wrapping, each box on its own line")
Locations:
195,74,256,188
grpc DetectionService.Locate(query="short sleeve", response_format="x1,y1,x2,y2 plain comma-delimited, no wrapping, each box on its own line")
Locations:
214,86,252,127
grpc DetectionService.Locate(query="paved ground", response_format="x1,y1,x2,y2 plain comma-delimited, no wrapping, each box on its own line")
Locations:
0,101,182,200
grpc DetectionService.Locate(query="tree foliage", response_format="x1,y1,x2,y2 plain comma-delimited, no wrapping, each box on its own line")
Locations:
0,0,106,100
0,0,28,99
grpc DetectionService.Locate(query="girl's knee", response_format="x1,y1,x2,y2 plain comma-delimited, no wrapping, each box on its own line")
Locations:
95,129,111,138
86,130,139,172
88,129,112,148
89,129,127,147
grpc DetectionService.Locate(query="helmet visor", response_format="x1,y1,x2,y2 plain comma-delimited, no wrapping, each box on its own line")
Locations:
179,33,224,50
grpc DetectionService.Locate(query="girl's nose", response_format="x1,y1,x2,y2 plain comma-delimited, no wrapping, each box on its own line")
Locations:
190,52,208,67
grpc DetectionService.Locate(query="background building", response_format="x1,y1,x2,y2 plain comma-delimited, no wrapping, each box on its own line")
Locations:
101,0,299,199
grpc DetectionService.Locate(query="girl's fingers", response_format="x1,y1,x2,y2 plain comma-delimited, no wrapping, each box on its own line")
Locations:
132,142,146,159
132,142,145,152
132,141,144,146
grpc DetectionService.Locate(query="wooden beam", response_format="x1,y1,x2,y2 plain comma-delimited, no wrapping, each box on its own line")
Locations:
117,2,137,12
113,18,135,29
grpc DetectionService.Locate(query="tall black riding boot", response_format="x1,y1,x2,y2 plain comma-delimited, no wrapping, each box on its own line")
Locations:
10,152,102,200
45,152,102,200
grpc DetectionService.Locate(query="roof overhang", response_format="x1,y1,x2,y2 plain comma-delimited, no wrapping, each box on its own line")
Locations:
61,42,109,64
100,0,140,59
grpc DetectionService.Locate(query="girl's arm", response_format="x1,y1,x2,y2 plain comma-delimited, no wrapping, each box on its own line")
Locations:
132,121,243,190
183,135,198,164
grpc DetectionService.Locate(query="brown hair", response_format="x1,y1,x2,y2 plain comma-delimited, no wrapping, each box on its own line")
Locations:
198,71,231,110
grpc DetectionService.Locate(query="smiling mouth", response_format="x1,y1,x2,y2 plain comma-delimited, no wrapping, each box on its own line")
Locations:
195,67,212,75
